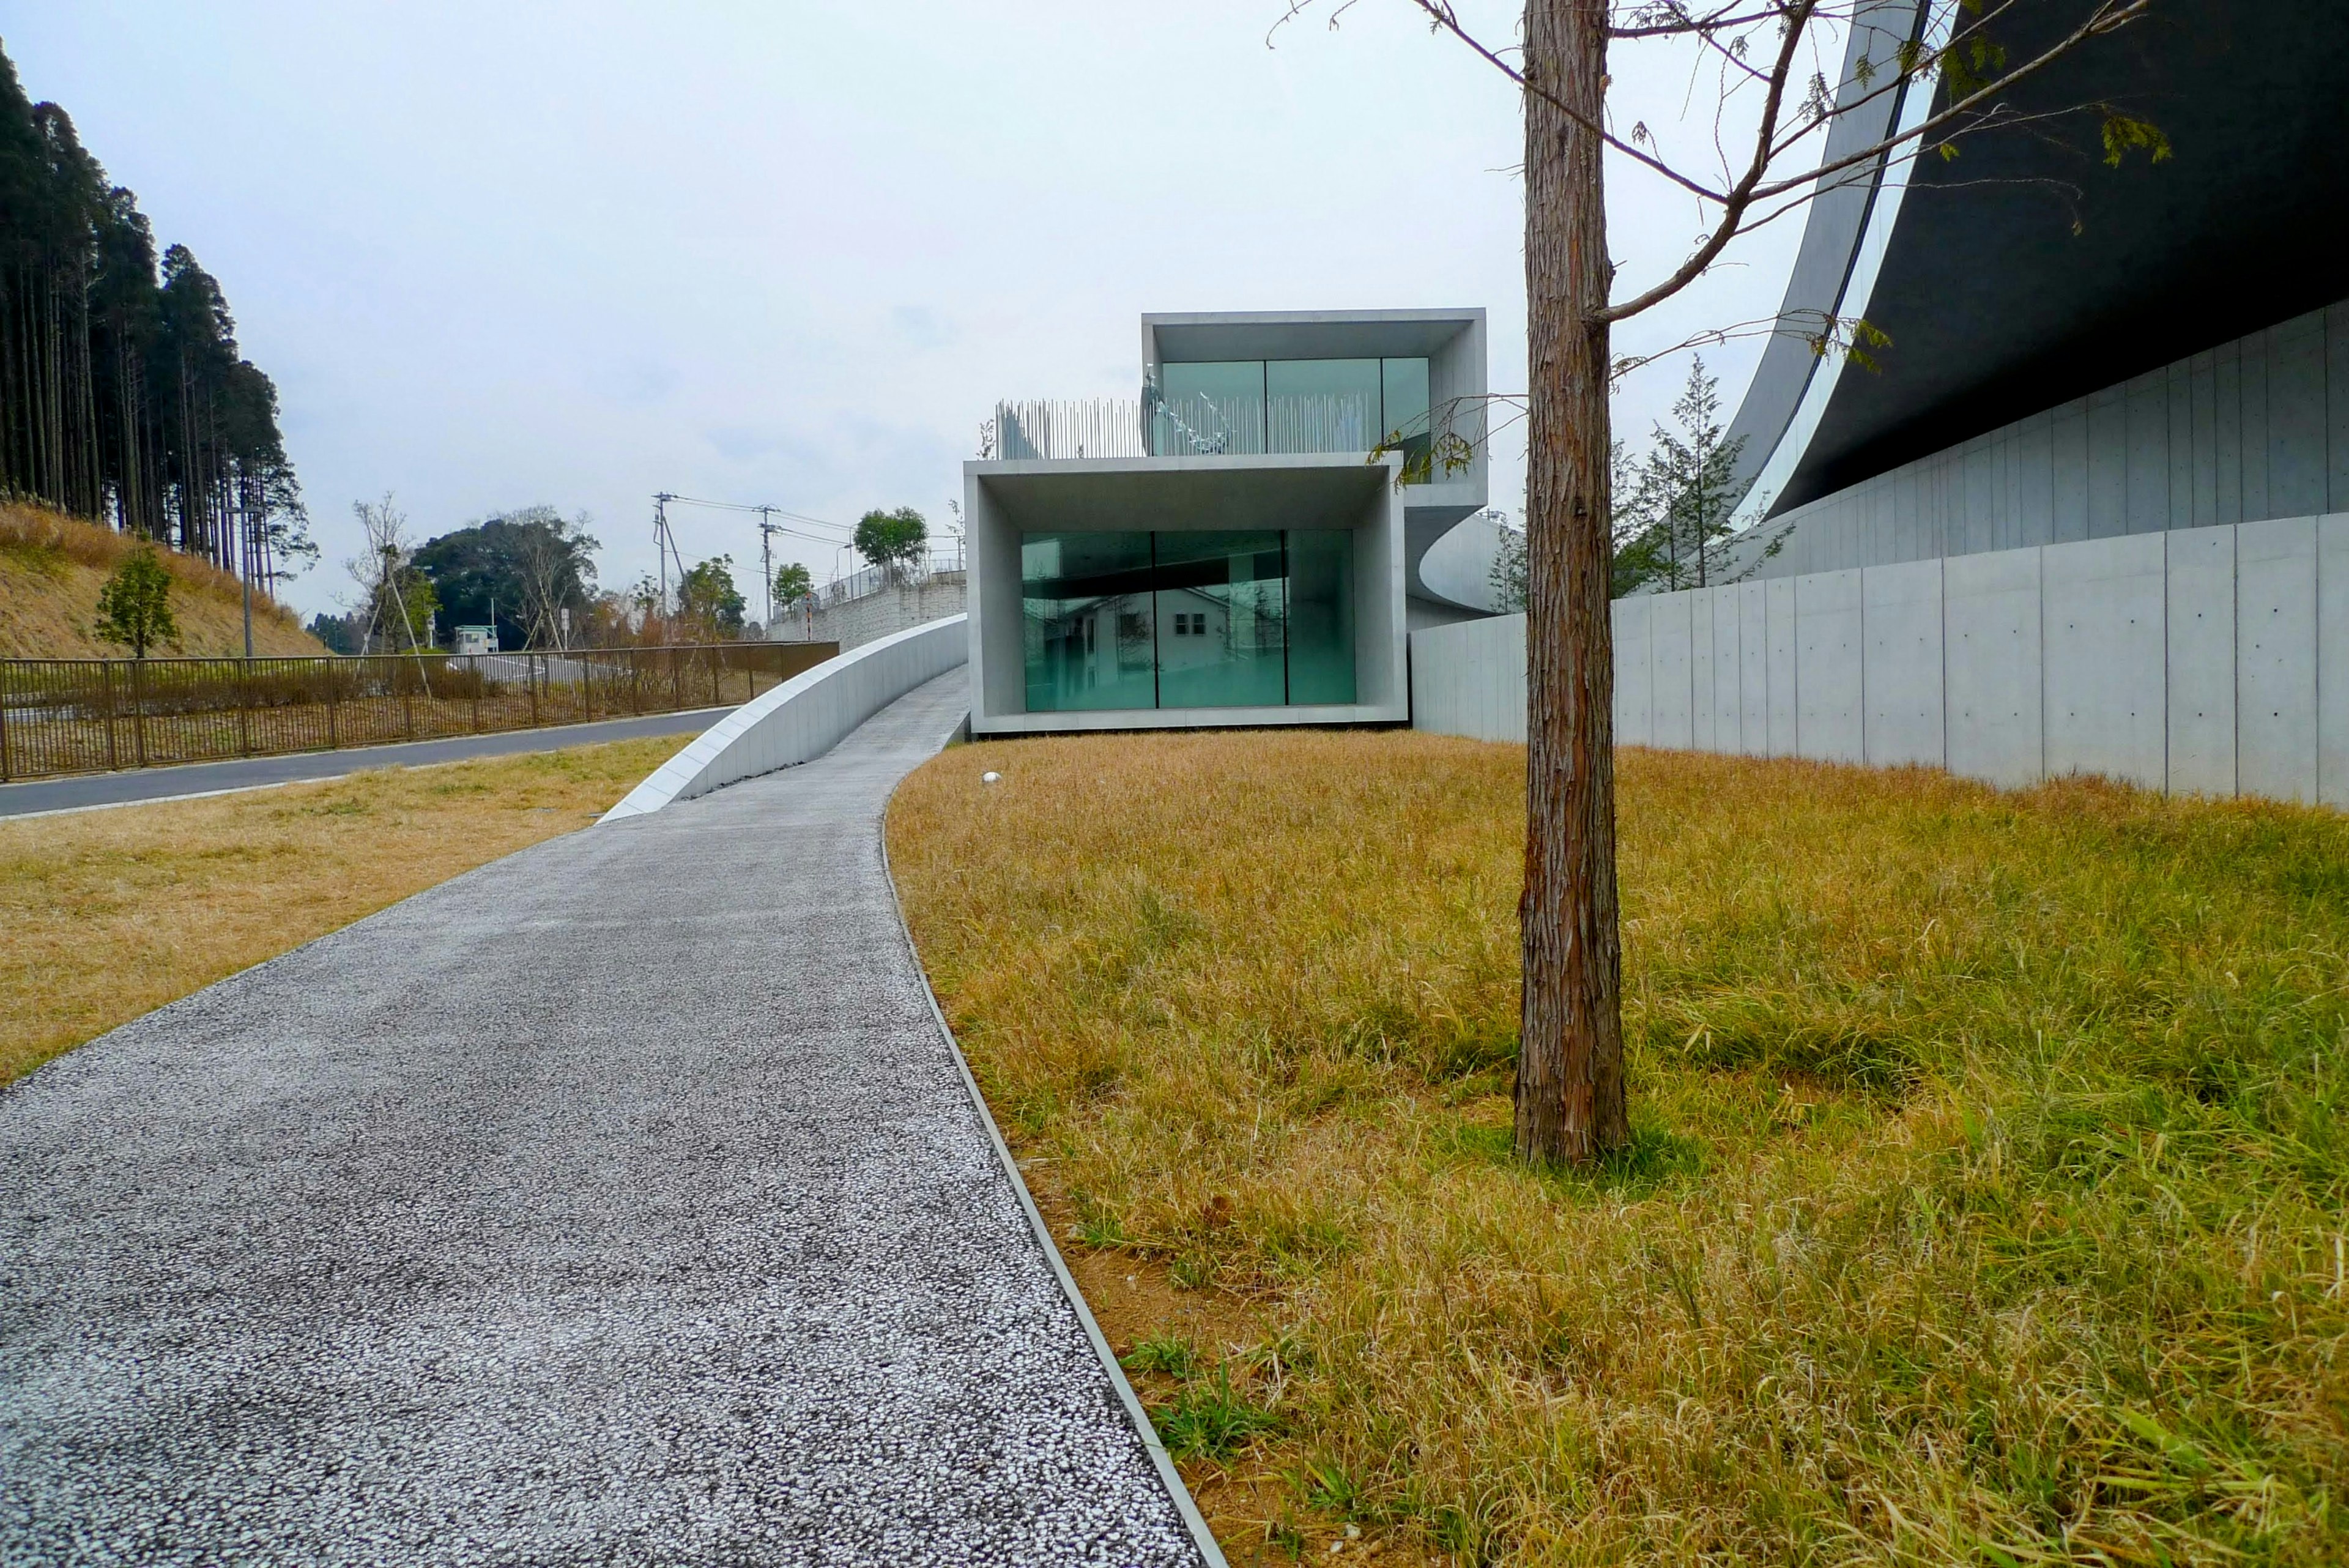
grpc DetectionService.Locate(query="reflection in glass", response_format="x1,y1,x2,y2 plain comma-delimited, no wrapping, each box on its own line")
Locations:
1266,359,1382,453
1156,362,1265,455
1154,531,1287,708
1020,528,1358,713
1381,358,1432,481
1022,532,1158,711
1286,530,1356,704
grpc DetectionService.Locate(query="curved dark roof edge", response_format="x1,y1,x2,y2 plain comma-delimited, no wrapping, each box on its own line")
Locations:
1720,1,1929,502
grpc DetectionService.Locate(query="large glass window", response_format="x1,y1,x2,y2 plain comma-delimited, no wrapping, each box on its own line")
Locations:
1381,357,1433,477
1157,362,1264,456
1151,357,1433,480
1286,530,1357,705
1020,529,1359,713
1155,531,1287,708
1266,359,1382,454
1021,532,1159,712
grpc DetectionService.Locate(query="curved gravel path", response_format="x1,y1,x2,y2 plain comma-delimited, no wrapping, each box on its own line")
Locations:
0,671,1215,1567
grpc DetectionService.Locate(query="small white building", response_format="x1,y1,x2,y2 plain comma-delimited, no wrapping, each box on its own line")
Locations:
452,625,499,656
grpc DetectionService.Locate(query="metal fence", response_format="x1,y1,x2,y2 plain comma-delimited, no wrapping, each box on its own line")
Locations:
0,642,839,782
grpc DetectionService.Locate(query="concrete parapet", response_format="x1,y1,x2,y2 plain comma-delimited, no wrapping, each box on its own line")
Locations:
601,616,968,821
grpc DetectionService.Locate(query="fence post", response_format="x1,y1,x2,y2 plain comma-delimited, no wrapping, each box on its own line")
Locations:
582,653,595,720
672,647,683,711
325,660,339,749
711,645,721,707
529,653,541,727
472,655,483,733
131,658,148,768
101,660,119,771
404,659,415,739
236,660,253,757
0,661,11,782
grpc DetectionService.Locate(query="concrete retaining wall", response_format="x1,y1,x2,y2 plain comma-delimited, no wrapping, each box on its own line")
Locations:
601,615,968,821
775,574,968,653
1411,516,2349,807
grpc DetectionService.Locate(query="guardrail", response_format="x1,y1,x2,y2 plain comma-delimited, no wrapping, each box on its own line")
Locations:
601,615,967,822
0,643,839,782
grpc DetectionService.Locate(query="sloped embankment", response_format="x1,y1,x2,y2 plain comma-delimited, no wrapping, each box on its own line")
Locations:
0,503,324,660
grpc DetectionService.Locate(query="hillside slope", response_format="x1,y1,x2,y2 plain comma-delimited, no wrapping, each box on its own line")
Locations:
0,504,325,660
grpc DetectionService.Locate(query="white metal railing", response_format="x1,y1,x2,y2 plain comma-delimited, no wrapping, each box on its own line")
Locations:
993,393,1418,461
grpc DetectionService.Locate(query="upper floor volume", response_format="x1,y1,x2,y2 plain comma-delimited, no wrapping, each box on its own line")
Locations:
990,309,1488,494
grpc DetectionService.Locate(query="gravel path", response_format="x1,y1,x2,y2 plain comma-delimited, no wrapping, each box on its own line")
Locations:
0,671,1214,1567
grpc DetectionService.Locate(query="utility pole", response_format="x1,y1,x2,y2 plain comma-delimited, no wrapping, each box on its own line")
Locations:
653,493,675,631
757,507,781,636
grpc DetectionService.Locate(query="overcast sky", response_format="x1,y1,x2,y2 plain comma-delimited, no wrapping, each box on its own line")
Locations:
3,1,1820,621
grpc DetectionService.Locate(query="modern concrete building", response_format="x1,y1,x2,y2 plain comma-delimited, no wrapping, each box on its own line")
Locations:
1719,0,2349,577
963,309,1491,736
1411,1,2349,811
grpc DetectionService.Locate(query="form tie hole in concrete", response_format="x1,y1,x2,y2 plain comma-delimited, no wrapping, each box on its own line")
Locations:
982,771,1003,785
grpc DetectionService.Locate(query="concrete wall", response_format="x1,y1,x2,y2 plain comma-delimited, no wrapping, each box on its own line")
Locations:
601,616,967,821
1728,297,2349,580
1412,516,2349,808
776,574,967,653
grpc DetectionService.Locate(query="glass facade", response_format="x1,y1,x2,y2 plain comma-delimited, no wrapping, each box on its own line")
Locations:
1151,357,1431,478
1022,529,1357,712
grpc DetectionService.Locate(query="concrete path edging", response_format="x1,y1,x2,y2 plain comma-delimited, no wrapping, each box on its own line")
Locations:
601,615,968,822
877,826,1231,1568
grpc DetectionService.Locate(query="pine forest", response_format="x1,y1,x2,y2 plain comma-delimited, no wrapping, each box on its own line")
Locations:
0,38,310,594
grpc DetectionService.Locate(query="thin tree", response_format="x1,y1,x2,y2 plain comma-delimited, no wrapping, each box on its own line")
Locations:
91,544,177,658
1284,0,2162,1164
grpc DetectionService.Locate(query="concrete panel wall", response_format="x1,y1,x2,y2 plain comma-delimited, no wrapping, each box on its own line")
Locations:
1411,514,2348,814
1765,576,1798,756
2236,516,2318,803
1861,559,1943,766
2163,526,2236,797
1611,598,1652,746
2323,516,2349,809
1652,593,1695,749
1737,581,1770,757
2044,535,2166,790
1944,548,2042,788
1796,569,1864,762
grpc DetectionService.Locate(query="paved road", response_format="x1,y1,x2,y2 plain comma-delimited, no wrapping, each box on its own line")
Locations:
0,707,731,818
0,672,1211,1567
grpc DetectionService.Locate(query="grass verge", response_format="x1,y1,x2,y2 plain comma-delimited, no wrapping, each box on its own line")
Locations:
1,735,686,1087
888,730,2349,1566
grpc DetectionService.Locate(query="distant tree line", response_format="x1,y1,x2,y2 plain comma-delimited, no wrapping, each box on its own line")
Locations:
0,39,310,592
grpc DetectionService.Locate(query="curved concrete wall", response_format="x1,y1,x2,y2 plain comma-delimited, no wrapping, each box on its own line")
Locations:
600,615,968,822
1720,299,2349,583
1414,516,2349,809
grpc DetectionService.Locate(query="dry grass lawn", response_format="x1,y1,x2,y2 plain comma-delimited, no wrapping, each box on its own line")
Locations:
1,735,685,1087
889,731,2349,1566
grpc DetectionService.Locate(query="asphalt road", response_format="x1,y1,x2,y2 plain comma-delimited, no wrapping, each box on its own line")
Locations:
0,707,731,818
0,672,1212,1566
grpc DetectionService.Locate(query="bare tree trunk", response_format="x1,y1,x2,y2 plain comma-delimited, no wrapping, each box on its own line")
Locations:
1516,0,1628,1166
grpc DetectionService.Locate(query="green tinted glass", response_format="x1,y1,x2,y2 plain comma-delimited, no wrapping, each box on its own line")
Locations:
1152,530,1287,708
1157,362,1264,455
1381,357,1432,481
1021,531,1157,711
1285,529,1356,704
1266,359,1382,453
